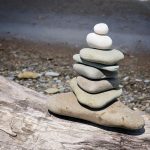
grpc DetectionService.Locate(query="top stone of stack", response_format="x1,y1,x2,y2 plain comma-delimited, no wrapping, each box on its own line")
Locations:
86,23,112,50
94,23,109,35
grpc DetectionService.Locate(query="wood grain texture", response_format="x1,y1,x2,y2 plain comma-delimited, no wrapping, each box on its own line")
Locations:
0,76,149,150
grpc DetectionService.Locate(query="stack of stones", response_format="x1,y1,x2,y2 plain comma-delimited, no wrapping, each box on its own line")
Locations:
48,23,145,130
70,23,124,109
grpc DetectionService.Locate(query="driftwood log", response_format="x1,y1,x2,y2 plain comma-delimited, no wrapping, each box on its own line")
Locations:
0,75,150,150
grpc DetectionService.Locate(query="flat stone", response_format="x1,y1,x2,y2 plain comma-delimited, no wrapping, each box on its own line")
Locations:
70,78,122,109
86,33,112,49
73,54,119,72
80,48,124,65
45,88,59,94
94,23,109,35
73,64,117,80
45,71,60,77
77,76,119,94
48,92,145,130
17,71,39,79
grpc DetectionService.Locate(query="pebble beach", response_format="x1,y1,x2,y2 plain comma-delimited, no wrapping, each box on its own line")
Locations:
0,38,150,114
0,0,150,114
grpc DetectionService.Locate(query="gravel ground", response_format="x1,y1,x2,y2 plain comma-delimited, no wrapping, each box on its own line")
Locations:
0,38,150,113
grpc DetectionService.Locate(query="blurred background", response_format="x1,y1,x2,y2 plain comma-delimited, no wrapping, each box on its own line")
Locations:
0,0,150,113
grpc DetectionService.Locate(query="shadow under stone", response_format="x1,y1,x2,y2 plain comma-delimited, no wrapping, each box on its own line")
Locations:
48,110,145,136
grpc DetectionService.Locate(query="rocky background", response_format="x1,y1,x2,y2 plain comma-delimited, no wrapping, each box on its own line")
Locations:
0,39,150,114
0,0,150,113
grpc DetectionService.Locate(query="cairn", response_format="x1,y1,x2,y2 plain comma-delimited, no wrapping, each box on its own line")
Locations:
71,23,124,109
48,23,145,130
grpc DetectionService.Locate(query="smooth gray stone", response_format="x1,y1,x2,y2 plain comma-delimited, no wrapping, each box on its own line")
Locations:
73,64,118,80
77,76,119,94
73,54,119,72
70,77,122,109
80,48,124,65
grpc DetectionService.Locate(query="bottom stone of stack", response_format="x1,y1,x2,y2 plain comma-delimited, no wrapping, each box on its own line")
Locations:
48,92,145,130
70,78,122,109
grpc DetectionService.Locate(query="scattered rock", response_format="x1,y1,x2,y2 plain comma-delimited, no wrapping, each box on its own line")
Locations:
53,77,58,81
45,71,60,77
56,80,61,84
144,79,150,83
17,71,40,79
45,88,59,94
123,76,130,82
145,107,150,113
135,78,142,82
65,75,70,80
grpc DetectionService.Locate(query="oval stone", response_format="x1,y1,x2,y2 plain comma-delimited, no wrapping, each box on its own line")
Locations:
77,76,119,94
70,78,122,109
73,64,117,80
86,33,112,50
73,54,119,72
94,23,109,35
80,48,124,65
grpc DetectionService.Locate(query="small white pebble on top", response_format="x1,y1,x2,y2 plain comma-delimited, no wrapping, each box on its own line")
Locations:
94,23,109,35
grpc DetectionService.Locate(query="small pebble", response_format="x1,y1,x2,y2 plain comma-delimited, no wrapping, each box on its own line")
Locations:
144,79,150,83
123,76,129,81
45,71,60,77
17,71,40,79
45,88,59,94
135,78,142,82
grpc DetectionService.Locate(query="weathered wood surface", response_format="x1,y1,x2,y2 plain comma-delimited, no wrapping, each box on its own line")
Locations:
0,75,150,150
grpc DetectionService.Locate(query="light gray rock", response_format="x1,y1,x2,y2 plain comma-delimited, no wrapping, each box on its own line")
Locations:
77,76,119,94
73,64,117,79
48,92,145,130
73,54,119,72
80,48,124,65
86,33,112,49
70,78,122,109
94,23,109,35
45,71,60,77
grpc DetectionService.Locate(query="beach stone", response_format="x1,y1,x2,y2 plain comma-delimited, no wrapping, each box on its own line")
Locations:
77,76,119,94
70,78,122,109
48,92,145,130
80,48,124,65
94,23,109,35
73,64,117,80
45,71,60,77
17,71,40,79
73,54,119,72
45,88,59,94
86,33,112,49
